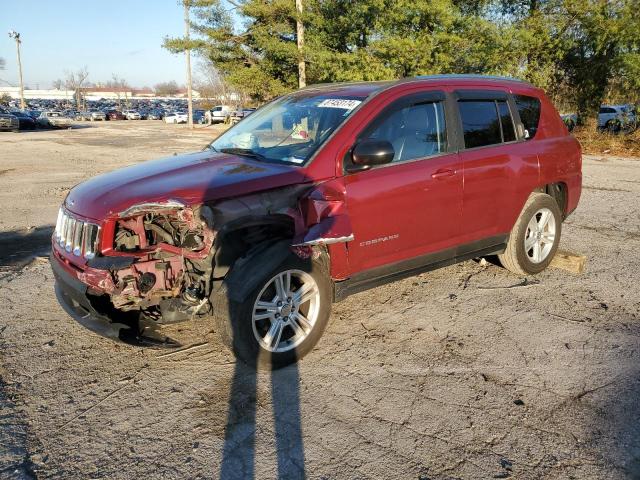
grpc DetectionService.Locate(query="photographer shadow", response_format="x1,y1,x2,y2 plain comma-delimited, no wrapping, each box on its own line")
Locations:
219,358,306,480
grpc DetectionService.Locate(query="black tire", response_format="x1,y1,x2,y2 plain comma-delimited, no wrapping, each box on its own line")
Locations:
213,250,332,369
498,193,562,275
606,120,620,134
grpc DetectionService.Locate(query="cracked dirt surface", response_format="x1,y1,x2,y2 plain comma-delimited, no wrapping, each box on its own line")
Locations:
0,123,639,479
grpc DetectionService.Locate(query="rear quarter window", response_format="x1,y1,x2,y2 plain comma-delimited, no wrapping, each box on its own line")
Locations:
514,95,541,139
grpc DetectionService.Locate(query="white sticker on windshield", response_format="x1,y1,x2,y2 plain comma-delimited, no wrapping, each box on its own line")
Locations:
318,99,361,110
288,157,305,164
229,132,258,149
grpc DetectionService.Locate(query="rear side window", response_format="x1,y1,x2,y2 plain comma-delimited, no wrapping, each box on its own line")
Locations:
514,95,541,139
458,100,515,149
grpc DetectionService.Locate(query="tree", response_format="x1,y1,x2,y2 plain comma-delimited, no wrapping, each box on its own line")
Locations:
0,57,5,70
106,74,130,109
164,0,640,116
195,58,235,103
164,1,219,128
561,0,640,121
52,79,64,90
64,67,89,110
154,80,181,96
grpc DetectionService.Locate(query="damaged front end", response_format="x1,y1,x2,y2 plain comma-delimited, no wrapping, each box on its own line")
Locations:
51,201,217,345
51,180,355,346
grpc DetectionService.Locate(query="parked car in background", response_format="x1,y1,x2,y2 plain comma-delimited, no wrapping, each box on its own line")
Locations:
560,113,577,132
37,111,72,129
106,110,126,121
124,110,141,120
50,75,581,368
598,105,635,132
230,107,257,124
75,111,92,121
0,110,19,132
26,110,41,120
164,112,188,124
9,110,37,130
208,105,232,124
89,110,106,121
147,109,164,120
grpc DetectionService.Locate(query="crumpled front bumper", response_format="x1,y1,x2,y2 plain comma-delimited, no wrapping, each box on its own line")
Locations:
50,252,179,347
50,251,135,340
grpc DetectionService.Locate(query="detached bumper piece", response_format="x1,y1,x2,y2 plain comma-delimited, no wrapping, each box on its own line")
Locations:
50,253,180,347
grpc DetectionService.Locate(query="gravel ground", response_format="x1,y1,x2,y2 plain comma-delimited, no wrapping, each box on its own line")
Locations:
0,122,638,479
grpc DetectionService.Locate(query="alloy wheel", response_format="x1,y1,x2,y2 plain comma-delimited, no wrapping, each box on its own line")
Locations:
252,269,320,353
524,207,556,263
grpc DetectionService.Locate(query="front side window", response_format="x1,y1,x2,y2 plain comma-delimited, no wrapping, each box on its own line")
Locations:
514,95,542,139
364,100,447,163
210,93,366,165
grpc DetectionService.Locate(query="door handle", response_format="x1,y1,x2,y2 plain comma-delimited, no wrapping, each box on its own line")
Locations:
431,168,456,179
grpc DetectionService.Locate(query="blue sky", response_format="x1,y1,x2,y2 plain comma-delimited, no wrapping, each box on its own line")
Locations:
0,0,235,89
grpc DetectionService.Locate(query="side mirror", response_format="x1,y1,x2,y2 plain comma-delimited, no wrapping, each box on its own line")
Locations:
347,139,395,172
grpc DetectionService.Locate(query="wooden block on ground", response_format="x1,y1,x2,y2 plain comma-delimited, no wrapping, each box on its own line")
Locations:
550,249,587,274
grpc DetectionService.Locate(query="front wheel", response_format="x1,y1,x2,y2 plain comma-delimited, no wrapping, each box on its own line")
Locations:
214,250,332,369
498,192,562,275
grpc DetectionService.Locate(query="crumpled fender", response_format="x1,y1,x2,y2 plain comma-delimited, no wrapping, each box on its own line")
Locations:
293,179,354,246
293,215,353,246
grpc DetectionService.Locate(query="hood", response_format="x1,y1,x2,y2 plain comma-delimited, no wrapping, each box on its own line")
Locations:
65,151,311,220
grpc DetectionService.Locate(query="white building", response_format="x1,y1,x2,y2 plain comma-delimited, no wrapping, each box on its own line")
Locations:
0,86,74,100
0,86,202,101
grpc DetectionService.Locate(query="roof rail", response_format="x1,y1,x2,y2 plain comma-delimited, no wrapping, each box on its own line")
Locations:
412,74,532,85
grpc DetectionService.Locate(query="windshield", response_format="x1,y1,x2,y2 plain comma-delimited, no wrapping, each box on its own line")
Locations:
209,92,366,165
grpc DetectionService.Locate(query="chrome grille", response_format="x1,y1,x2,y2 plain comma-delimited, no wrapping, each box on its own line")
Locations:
54,208,100,259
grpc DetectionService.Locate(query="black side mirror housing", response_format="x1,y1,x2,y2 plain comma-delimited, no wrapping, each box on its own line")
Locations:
346,139,395,172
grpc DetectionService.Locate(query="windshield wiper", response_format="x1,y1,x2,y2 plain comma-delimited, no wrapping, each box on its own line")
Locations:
219,147,268,162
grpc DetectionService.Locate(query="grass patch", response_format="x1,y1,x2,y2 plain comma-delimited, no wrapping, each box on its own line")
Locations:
573,119,640,157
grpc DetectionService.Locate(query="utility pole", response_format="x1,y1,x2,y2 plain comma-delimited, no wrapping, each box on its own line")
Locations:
184,1,194,129
295,0,306,88
7,30,25,110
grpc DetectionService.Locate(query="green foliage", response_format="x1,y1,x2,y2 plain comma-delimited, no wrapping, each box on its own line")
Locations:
164,0,640,117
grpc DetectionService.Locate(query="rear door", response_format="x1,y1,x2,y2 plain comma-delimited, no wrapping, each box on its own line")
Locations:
343,91,463,274
454,90,538,243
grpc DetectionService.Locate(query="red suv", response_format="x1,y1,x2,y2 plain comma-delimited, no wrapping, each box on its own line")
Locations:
50,75,581,368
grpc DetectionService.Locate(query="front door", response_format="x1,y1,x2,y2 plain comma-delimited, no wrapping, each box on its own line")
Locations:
344,92,463,275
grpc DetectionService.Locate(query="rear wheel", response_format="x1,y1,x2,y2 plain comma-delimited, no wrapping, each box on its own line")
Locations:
606,119,621,134
214,250,332,369
498,193,562,275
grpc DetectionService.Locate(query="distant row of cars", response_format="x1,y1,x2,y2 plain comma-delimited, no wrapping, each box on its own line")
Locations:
0,109,73,131
0,104,259,132
163,106,257,125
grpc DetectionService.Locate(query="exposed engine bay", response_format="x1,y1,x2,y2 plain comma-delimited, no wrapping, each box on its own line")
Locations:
107,204,216,324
